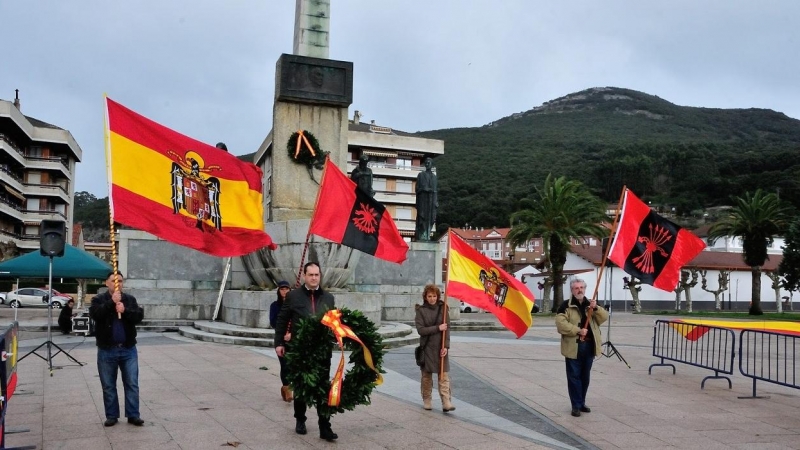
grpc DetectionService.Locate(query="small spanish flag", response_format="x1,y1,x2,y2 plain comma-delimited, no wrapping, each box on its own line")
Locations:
105,97,276,257
447,231,534,337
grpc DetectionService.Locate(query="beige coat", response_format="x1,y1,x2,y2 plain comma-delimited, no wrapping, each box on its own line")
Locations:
555,297,609,359
415,301,450,373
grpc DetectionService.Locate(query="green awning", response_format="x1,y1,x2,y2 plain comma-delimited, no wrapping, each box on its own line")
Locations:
0,245,112,279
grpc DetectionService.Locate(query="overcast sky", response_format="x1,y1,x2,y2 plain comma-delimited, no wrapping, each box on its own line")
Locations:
3,0,798,197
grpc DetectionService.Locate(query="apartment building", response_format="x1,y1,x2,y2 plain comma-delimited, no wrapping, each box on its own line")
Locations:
0,91,82,252
346,111,444,239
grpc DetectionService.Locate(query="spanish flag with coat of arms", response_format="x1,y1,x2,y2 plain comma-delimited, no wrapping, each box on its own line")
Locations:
104,97,276,257
447,230,534,337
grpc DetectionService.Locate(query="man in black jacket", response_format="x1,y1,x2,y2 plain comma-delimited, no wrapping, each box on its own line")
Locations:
89,272,145,427
274,262,338,441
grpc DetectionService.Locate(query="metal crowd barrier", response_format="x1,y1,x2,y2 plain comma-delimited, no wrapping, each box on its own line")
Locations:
649,319,736,389
738,329,800,399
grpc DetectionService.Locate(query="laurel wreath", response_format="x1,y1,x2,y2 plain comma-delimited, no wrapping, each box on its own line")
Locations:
287,130,328,183
285,308,385,417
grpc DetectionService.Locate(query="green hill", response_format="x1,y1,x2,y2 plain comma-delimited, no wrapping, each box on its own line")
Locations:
76,87,800,239
417,87,800,231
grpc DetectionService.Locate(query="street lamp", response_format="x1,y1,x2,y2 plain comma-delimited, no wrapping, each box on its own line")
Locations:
506,249,515,272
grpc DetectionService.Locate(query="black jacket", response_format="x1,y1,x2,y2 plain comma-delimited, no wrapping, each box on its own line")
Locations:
89,291,144,348
274,285,335,347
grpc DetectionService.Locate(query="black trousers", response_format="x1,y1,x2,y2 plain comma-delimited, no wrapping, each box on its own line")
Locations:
294,399,331,429
292,356,332,430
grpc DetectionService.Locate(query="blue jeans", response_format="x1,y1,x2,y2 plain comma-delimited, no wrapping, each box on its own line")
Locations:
565,341,594,410
97,345,140,419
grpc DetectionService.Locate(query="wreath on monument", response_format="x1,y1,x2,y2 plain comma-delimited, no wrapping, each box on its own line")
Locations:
287,130,328,183
285,307,385,417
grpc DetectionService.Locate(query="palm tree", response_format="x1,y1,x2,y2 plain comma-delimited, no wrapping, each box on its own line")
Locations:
708,190,791,315
507,175,609,312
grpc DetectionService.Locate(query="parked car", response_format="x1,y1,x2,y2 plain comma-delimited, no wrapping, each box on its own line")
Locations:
5,288,71,308
459,301,484,313
0,292,5,304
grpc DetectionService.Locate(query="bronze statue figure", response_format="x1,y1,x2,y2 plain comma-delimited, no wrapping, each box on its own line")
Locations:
350,154,375,197
415,157,438,241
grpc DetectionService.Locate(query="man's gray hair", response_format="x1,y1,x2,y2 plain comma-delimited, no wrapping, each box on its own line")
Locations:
569,278,586,288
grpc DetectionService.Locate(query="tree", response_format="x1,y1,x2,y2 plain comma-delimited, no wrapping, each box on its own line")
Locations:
622,276,642,312
708,190,791,315
700,269,730,311
507,175,609,312
778,221,800,311
765,271,785,313
673,269,699,312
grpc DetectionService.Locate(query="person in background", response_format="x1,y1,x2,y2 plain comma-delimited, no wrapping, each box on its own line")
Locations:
555,278,608,417
89,272,145,427
414,284,455,412
58,299,76,334
269,280,293,402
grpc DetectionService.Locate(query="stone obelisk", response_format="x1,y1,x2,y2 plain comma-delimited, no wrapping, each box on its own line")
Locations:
268,0,352,221
246,0,357,289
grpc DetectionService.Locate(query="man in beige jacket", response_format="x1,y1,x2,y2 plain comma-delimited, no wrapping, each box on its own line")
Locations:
555,278,609,417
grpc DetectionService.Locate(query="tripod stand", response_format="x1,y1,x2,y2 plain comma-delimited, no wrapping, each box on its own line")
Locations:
600,301,630,368
18,256,84,375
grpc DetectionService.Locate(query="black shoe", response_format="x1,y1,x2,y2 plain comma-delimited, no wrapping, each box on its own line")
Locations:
295,421,307,435
580,406,591,413
127,417,144,426
570,409,581,417
320,427,338,441
104,418,118,427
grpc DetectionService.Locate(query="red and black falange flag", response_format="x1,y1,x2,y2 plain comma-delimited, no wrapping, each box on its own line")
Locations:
607,189,706,291
309,159,409,264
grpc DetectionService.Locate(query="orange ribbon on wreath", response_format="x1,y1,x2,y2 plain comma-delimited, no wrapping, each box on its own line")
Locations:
294,130,316,159
321,309,383,407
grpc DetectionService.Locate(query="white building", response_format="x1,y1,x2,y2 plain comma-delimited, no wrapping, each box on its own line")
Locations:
0,91,82,252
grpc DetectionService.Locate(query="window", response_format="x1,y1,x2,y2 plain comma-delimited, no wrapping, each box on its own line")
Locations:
373,177,386,192
395,206,412,220
396,180,412,193
396,158,412,169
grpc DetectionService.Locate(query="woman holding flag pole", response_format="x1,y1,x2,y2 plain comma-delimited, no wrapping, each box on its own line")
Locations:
414,284,455,412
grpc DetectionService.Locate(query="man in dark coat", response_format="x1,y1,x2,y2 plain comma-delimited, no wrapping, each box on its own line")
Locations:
89,272,145,427
274,262,338,441
58,299,75,334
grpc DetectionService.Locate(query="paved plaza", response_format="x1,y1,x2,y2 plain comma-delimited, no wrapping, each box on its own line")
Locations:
3,309,800,449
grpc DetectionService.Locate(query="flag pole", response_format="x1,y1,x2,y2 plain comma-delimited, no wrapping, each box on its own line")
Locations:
439,229,452,379
103,95,121,318
579,186,627,339
297,156,331,287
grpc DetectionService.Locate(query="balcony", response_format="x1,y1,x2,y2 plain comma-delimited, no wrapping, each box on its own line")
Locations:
374,190,416,205
0,198,23,220
22,209,67,222
347,160,435,180
23,183,70,203
0,134,27,166
25,156,72,178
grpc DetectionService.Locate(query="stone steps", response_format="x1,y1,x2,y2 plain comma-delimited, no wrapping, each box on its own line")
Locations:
179,320,418,349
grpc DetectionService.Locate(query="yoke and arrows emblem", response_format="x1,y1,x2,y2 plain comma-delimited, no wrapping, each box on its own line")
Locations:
632,223,672,274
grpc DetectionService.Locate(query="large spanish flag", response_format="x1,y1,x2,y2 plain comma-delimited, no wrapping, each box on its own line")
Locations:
105,97,276,257
447,231,534,337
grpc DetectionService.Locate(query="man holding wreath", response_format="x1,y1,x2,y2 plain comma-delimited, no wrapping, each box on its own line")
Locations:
274,262,338,441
